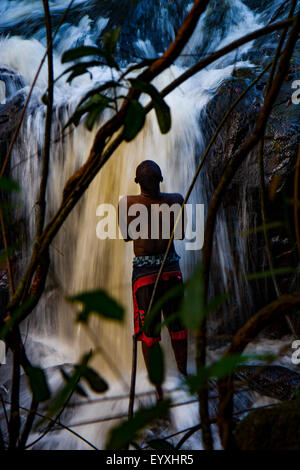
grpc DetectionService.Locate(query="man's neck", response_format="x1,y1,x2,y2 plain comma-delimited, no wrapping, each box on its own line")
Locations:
140,188,161,198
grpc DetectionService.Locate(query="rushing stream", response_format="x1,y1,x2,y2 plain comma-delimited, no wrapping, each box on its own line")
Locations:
0,0,297,449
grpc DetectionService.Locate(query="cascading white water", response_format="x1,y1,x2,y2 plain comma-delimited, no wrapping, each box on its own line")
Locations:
0,0,276,449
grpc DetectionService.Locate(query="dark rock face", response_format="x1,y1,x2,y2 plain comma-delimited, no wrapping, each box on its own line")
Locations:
204,68,299,199
234,396,300,450
202,43,300,339
0,68,25,101
235,365,300,401
0,67,25,166
0,69,25,318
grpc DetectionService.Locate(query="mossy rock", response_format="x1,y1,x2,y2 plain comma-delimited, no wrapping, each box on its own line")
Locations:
234,397,300,450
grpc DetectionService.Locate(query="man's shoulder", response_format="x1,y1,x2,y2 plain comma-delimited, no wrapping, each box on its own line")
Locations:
119,193,184,206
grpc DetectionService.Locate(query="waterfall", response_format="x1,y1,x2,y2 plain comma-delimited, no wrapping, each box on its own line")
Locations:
0,0,284,449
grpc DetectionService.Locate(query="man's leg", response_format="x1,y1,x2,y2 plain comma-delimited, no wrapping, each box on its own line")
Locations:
141,342,164,401
161,272,188,376
170,338,187,376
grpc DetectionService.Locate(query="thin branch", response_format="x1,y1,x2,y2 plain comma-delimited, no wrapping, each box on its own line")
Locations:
139,0,211,82
18,397,38,449
4,401,99,450
159,18,294,100
0,209,14,295
24,383,76,450
8,342,20,449
36,0,54,238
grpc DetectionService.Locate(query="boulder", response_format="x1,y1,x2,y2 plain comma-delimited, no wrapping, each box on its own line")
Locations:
234,396,300,450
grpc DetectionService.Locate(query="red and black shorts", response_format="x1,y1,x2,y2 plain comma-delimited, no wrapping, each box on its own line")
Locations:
132,262,187,347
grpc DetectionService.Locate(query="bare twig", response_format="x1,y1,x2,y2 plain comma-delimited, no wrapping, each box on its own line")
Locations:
4,401,99,450
18,397,38,449
36,0,54,238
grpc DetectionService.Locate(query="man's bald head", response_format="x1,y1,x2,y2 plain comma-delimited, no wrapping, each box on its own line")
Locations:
135,160,163,194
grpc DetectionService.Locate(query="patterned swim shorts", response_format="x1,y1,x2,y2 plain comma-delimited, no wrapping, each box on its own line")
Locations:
132,255,187,347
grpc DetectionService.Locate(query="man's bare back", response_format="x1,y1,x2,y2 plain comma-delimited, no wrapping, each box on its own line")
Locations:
121,192,184,256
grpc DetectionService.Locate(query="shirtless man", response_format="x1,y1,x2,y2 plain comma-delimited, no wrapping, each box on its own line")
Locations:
119,160,187,400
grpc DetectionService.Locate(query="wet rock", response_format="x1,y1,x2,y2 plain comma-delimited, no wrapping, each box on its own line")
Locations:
0,67,26,167
0,67,25,101
0,69,26,314
203,52,300,338
0,91,25,143
234,395,300,450
235,365,300,401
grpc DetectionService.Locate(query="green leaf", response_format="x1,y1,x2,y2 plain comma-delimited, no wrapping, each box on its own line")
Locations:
65,61,103,83
42,92,49,105
142,266,226,337
178,264,228,332
105,400,171,450
246,267,296,280
0,297,33,341
148,343,165,386
85,104,104,131
122,59,155,79
35,353,93,429
0,246,15,265
102,27,121,58
67,289,124,323
79,366,108,393
64,94,111,130
60,368,87,397
0,176,20,193
206,293,229,315
147,439,175,450
129,79,171,134
239,221,283,237
142,283,183,335
123,99,146,142
179,263,205,331
154,99,171,134
26,366,51,402
77,81,119,108
61,46,105,63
